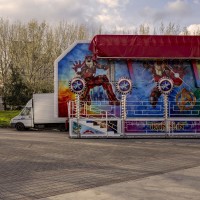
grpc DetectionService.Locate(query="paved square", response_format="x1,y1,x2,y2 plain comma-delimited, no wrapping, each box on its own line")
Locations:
0,128,200,199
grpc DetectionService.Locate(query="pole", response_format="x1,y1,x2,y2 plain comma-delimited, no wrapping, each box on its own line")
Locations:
76,94,81,138
164,94,169,135
121,95,127,137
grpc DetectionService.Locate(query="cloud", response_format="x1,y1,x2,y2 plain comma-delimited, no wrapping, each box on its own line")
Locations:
0,0,98,24
93,0,132,32
97,0,129,8
193,0,200,4
0,0,199,34
0,0,128,30
95,14,113,23
140,0,193,25
0,0,19,12
98,0,119,8
94,8,123,30
167,0,189,13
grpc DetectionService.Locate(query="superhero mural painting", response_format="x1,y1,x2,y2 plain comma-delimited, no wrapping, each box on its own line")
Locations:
57,43,120,117
142,60,198,117
57,43,91,117
123,60,198,118
57,42,198,119
72,55,119,105
143,60,185,108
123,60,200,134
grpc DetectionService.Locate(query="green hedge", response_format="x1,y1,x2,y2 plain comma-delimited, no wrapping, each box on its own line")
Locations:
0,111,20,127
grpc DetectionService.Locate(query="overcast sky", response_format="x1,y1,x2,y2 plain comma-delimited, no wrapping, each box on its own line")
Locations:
0,0,200,33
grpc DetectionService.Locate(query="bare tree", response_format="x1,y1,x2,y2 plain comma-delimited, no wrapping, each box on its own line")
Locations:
0,18,13,108
165,22,180,35
8,20,55,93
182,26,190,35
139,24,150,35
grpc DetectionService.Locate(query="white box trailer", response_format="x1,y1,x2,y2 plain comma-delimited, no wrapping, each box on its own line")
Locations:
10,93,66,131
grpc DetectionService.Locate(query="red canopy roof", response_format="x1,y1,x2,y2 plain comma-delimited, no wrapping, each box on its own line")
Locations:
89,35,200,59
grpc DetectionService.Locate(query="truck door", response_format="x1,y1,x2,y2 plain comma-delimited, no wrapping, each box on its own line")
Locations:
19,107,33,127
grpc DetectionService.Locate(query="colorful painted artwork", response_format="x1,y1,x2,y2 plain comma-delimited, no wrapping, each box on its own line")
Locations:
125,121,166,133
56,42,200,135
72,120,118,136
192,60,200,88
57,43,199,117
57,43,91,117
125,120,200,134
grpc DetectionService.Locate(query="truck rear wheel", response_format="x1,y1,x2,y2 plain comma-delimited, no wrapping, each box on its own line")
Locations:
15,123,25,131
58,124,66,132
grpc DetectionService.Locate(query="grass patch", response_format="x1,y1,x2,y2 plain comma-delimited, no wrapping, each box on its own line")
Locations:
0,110,20,127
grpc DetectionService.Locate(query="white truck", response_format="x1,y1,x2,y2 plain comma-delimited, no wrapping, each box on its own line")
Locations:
10,93,66,131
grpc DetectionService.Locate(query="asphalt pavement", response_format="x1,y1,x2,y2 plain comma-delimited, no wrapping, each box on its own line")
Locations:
0,128,200,200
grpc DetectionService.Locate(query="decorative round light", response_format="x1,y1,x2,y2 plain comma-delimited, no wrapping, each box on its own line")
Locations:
69,77,86,94
157,77,174,95
116,77,132,95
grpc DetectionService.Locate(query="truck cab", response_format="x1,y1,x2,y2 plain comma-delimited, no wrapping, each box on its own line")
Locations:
10,99,33,131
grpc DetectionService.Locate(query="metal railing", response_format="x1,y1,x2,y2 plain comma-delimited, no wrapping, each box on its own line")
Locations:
68,100,165,119
68,100,200,136
168,101,200,117
68,101,120,119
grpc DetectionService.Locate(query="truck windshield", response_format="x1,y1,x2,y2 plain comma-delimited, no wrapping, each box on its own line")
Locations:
20,107,31,116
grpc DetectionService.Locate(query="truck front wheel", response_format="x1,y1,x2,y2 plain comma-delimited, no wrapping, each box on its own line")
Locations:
15,123,25,131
